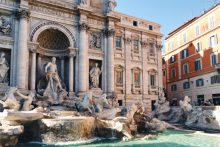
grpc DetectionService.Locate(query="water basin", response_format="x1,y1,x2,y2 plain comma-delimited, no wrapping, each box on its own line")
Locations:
13,129,220,147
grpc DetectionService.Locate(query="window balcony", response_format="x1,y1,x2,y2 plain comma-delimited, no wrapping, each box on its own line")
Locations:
147,52,157,63
114,47,124,57
132,84,142,94
131,50,141,59
115,83,125,94
148,85,158,95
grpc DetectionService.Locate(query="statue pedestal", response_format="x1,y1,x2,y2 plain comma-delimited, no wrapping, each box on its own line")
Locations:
90,88,103,95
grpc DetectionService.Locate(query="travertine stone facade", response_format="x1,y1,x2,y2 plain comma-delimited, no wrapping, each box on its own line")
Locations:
0,0,163,116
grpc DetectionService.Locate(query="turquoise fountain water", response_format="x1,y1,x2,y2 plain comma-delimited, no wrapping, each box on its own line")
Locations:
13,130,220,147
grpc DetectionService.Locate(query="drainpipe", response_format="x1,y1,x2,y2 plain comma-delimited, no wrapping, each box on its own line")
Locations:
156,35,159,99
124,27,126,106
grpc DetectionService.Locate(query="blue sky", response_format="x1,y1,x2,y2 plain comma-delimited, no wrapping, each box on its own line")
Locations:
114,0,219,53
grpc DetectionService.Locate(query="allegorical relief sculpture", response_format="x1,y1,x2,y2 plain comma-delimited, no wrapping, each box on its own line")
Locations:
80,0,87,5
89,33,101,49
107,0,117,13
0,16,11,35
0,52,9,83
90,63,103,88
37,57,68,105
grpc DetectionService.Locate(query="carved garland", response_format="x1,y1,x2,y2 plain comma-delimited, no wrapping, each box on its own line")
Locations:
156,44,163,51
141,41,148,48
124,37,132,45
30,22,76,43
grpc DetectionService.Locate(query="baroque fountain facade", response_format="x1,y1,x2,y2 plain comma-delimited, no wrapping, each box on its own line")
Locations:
0,0,192,146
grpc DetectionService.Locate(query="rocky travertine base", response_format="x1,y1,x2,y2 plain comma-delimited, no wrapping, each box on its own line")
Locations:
37,117,96,143
0,125,24,146
0,110,43,126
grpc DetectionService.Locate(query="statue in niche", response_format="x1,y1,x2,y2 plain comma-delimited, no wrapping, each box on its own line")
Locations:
80,0,87,5
37,57,68,105
89,33,101,49
0,52,9,83
44,57,64,92
90,63,103,88
0,16,11,35
107,0,117,13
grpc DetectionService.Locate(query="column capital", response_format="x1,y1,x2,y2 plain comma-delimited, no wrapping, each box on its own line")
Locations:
156,44,163,51
14,8,30,20
141,41,148,48
124,37,132,45
29,48,37,53
103,28,116,37
78,22,90,31
69,53,76,58
38,53,44,57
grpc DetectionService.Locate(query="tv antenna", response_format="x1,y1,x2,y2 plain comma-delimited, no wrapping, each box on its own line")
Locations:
203,0,207,10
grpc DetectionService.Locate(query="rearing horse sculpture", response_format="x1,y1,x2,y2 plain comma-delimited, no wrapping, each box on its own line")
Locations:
72,92,94,113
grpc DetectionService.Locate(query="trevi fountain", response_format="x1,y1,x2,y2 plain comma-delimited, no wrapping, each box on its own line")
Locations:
0,0,220,147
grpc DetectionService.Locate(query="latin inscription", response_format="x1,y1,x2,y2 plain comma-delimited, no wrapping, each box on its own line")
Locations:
87,18,105,27
0,0,19,7
30,6,77,19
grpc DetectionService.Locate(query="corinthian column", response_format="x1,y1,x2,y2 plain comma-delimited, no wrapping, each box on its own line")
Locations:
59,56,65,81
69,53,76,92
14,8,30,89
78,23,90,92
29,48,37,90
104,29,116,93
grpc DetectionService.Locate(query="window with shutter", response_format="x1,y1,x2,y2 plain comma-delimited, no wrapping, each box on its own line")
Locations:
116,36,121,48
133,40,138,51
172,69,175,78
184,64,188,74
210,16,215,29
211,53,217,66
195,26,200,36
196,42,201,53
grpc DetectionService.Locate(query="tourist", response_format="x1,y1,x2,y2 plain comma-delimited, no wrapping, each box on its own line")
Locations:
211,103,214,106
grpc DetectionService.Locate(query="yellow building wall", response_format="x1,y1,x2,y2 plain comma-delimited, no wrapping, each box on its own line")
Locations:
187,27,195,41
215,9,220,25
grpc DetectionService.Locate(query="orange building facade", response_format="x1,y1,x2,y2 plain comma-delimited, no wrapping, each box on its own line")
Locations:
163,3,220,106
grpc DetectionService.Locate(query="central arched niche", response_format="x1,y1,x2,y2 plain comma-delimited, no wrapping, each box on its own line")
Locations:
37,29,70,50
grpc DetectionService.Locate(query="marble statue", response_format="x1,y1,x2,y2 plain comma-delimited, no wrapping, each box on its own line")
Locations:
90,63,103,88
107,0,117,13
72,92,95,113
0,17,11,35
45,57,64,92
17,90,36,111
0,52,9,83
154,94,170,120
0,87,20,110
80,0,87,5
36,57,68,105
93,94,109,113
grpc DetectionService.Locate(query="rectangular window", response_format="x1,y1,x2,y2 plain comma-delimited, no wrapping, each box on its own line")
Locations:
163,57,165,65
171,40,174,50
182,48,188,59
183,82,190,89
133,21,137,26
134,73,140,85
133,40,138,51
171,85,177,91
210,16,215,29
195,58,202,71
149,25,153,30
195,25,200,36
116,71,123,83
150,44,154,53
170,55,176,63
211,75,220,84
150,75,155,86
183,63,188,74
116,36,121,48
196,79,204,87
183,33,187,43
209,35,217,48
163,71,166,77
196,42,201,53
211,53,217,66
172,68,176,78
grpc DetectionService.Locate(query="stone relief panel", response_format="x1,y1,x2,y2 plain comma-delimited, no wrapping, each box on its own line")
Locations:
89,32,101,49
90,0,103,13
87,19,105,27
0,15,11,35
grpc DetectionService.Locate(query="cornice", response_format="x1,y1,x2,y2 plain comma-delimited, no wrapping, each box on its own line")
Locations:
116,23,163,38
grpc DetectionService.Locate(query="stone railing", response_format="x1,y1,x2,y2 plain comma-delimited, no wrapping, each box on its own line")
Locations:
131,50,141,59
114,47,124,57
115,83,125,94
215,63,220,74
148,85,158,94
132,84,142,94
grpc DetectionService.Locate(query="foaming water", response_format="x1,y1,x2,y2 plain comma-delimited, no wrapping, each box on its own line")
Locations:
14,130,220,147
